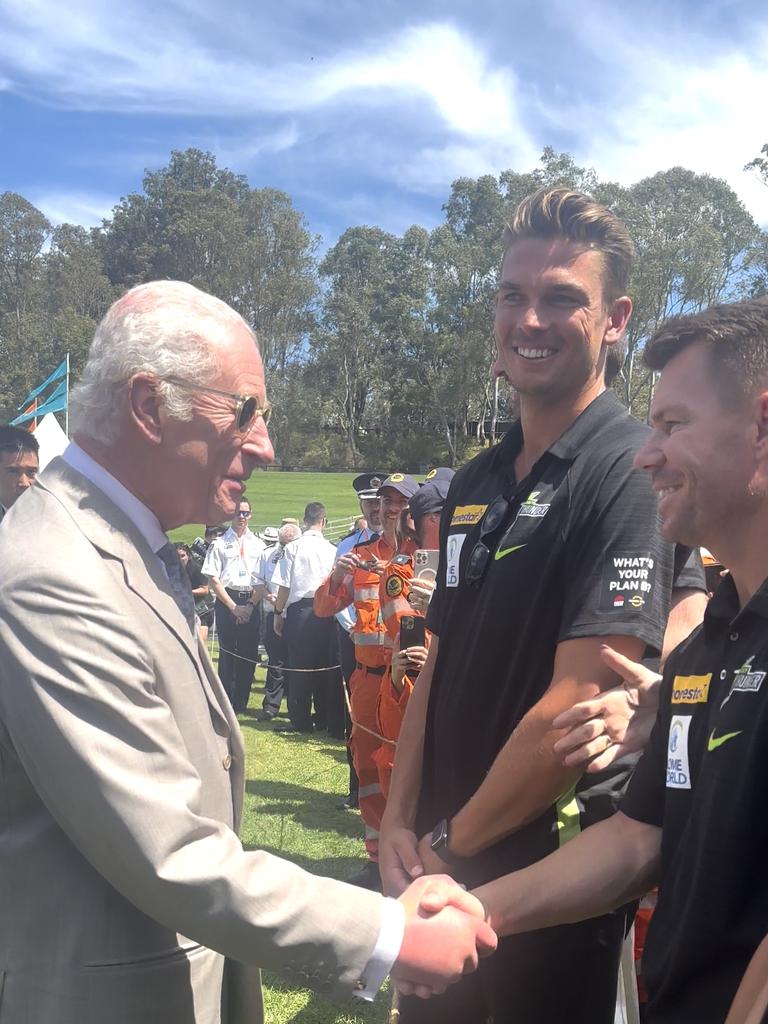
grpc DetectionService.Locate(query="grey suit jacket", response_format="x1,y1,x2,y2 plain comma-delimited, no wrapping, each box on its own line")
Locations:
0,459,383,1024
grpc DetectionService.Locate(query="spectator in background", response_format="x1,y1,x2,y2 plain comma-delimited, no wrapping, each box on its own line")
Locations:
273,503,339,734
202,497,265,713
250,522,301,722
0,425,40,524
175,542,215,645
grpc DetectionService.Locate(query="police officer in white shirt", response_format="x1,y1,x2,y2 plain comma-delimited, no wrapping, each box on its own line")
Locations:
202,495,265,712
250,522,301,721
273,502,338,733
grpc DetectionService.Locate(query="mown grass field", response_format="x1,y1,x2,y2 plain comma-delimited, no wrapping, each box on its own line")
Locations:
171,471,361,546
238,667,390,1024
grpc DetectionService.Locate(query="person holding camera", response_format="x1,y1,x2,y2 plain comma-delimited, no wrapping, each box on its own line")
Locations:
314,473,418,891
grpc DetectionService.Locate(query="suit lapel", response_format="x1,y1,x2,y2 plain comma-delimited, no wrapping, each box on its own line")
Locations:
40,459,231,734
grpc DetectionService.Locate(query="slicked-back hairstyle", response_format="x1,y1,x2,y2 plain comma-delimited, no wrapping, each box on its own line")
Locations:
502,187,635,383
0,425,39,457
69,280,258,446
303,501,326,526
644,298,768,407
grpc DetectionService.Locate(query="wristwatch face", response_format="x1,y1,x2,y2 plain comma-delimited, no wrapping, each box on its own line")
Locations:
431,818,448,852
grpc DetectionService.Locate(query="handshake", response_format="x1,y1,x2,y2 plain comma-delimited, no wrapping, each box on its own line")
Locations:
390,875,497,998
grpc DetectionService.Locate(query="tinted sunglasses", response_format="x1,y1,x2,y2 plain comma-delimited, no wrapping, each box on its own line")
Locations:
464,494,511,586
162,377,272,433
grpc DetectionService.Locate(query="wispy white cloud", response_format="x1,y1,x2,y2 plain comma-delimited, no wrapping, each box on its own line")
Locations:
32,190,116,227
550,2,768,224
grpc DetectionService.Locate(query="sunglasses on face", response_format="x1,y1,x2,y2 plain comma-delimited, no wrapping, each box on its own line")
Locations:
235,510,252,518
464,494,511,586
162,377,272,433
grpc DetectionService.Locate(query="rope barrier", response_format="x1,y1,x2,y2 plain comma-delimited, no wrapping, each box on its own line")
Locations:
214,645,397,746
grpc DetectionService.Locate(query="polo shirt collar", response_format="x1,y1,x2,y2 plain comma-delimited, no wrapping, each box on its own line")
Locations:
704,571,768,639
499,389,626,479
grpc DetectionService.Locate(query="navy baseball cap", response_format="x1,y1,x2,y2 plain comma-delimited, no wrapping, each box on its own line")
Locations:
410,477,452,518
377,473,419,500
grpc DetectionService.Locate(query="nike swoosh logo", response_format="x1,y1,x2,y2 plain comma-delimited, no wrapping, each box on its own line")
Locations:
494,544,526,561
707,729,742,751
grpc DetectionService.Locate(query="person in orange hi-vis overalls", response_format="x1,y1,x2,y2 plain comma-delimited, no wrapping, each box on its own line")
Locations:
375,471,454,799
314,473,418,891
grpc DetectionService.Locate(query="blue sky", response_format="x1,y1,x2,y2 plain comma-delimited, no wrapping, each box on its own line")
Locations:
2,0,768,245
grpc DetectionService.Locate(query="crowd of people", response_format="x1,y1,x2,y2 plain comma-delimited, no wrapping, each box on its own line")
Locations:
0,184,767,1024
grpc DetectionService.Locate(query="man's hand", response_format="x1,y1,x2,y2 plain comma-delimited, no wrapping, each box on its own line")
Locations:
272,614,284,637
552,644,662,772
391,875,497,997
408,578,435,615
232,604,253,624
391,646,428,692
379,824,424,897
417,831,453,878
331,553,359,586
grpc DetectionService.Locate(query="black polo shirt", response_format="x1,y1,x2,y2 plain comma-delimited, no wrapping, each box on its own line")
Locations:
622,573,768,1024
421,390,677,883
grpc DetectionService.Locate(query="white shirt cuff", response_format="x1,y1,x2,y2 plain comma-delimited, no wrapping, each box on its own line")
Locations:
353,896,405,1001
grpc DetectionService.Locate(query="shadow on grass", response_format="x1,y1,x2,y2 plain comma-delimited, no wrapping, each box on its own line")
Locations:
245,778,363,839
245,843,366,880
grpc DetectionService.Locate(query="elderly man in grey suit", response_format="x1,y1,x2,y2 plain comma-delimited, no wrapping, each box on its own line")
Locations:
0,281,495,1023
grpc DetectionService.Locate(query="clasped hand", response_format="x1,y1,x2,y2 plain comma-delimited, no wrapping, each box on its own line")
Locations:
391,875,497,998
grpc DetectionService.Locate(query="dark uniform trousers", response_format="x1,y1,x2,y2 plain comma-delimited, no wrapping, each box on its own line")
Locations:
337,624,359,798
261,611,287,718
284,598,340,732
214,589,261,714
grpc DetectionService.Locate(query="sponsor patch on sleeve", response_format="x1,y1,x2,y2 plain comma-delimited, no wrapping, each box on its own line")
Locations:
667,715,692,789
671,674,711,705
445,533,467,588
450,504,487,527
600,552,657,612
386,575,404,598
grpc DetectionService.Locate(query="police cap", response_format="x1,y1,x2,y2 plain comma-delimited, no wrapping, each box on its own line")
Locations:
353,472,389,500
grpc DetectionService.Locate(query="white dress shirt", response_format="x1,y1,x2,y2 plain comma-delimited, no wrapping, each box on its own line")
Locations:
62,443,167,554
272,529,337,607
202,526,265,591
251,542,284,598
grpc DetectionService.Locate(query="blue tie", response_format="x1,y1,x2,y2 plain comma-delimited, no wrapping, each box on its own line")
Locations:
157,542,196,634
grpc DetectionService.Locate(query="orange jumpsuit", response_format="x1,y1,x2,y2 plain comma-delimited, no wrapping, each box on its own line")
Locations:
374,543,431,799
314,536,394,860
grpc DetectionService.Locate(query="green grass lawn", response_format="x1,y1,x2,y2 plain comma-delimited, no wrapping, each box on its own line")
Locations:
238,667,391,1024
171,471,361,546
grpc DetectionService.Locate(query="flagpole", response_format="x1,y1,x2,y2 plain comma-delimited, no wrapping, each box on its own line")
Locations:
65,352,70,438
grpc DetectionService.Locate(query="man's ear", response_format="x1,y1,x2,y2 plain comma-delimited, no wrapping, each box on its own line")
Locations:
603,295,633,346
754,390,768,450
128,374,164,445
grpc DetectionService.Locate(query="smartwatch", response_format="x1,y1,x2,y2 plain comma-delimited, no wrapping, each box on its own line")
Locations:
430,818,464,866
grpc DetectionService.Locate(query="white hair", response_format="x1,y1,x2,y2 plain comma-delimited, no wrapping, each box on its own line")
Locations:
278,523,301,546
69,280,257,444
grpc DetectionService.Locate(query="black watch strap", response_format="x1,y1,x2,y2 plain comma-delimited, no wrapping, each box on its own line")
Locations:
430,817,464,865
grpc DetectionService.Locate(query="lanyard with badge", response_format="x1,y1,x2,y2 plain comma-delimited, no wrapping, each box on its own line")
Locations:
237,537,248,581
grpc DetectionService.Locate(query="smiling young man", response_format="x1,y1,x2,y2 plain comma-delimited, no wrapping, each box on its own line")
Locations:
380,188,683,1023
471,297,768,1024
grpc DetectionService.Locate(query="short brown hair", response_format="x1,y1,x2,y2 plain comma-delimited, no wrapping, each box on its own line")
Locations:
503,188,635,383
644,298,768,406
